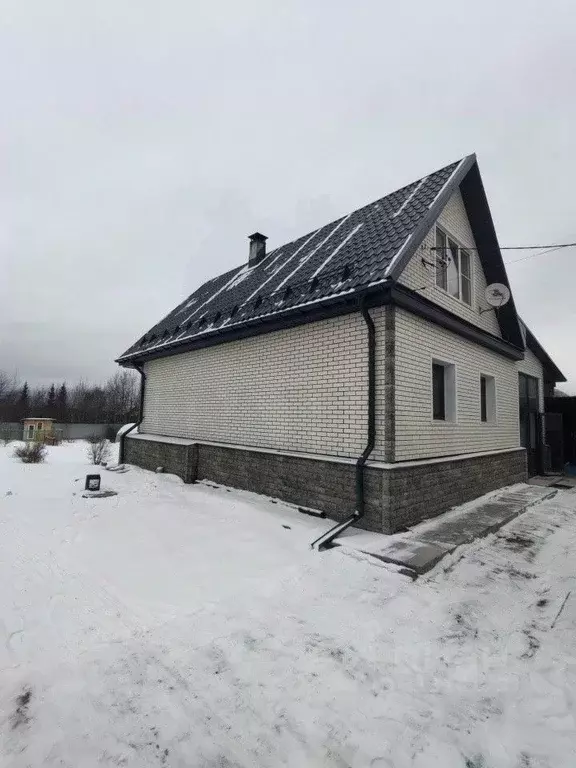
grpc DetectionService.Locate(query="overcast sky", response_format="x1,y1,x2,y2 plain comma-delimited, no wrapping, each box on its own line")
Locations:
1,0,575,391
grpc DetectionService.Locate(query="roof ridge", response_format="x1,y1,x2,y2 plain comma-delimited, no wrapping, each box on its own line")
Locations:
265,155,471,257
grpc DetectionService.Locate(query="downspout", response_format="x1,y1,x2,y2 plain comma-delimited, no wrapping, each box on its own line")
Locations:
311,296,376,550
119,362,146,464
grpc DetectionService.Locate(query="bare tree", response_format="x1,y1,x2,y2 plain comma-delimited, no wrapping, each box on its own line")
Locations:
104,370,139,422
14,442,47,463
86,437,111,465
0,371,15,401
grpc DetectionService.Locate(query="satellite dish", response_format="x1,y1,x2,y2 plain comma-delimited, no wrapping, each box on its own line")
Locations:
484,283,511,308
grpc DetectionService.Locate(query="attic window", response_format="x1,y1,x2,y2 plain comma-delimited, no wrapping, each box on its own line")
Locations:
198,315,207,327
140,336,147,346
435,227,472,305
213,311,221,323
186,321,192,331
162,329,169,338
149,333,157,342
341,263,351,280
254,296,262,310
172,325,180,335
309,276,319,292
230,305,238,318
283,286,292,302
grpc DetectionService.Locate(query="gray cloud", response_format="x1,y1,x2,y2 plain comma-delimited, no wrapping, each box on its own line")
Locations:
1,0,575,390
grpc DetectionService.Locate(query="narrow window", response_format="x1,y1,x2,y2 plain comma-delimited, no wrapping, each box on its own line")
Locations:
432,363,446,420
460,249,472,305
435,229,447,291
447,237,460,298
432,360,456,422
480,374,496,422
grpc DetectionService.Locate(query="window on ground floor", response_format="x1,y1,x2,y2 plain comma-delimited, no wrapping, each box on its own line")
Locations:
480,374,496,423
432,359,456,422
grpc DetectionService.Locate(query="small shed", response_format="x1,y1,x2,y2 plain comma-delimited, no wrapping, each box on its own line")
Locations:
22,418,56,442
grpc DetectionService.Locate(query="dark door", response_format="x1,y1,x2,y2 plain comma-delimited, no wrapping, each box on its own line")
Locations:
545,412,564,471
519,373,541,476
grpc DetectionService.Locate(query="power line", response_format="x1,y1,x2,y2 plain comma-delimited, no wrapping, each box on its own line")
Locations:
430,241,576,251
505,244,573,265
430,241,576,266
501,242,576,250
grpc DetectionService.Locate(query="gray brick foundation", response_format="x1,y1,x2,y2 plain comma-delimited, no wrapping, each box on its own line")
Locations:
383,449,527,532
124,435,526,534
123,436,197,484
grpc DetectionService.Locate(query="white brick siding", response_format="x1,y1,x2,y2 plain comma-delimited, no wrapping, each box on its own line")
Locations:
141,310,387,459
141,304,545,464
394,308,543,461
399,188,502,337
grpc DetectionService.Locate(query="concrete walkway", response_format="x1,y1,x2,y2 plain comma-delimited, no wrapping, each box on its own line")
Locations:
335,484,558,577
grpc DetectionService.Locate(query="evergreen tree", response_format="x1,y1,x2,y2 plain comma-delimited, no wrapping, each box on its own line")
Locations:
47,383,56,417
18,382,29,419
57,383,68,421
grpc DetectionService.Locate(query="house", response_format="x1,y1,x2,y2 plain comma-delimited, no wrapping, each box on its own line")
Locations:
116,154,565,534
22,417,57,443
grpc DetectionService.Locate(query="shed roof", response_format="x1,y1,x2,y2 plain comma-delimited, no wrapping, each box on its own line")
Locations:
22,417,56,422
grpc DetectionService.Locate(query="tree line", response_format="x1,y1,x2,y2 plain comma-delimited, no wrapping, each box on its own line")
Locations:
0,370,140,424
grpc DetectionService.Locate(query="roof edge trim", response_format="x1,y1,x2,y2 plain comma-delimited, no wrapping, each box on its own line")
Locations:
385,154,476,281
525,326,566,383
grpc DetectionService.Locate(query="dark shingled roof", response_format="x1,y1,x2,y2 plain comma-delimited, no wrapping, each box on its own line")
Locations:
118,155,476,363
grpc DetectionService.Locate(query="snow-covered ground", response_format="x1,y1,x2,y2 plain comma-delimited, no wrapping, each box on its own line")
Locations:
0,441,575,767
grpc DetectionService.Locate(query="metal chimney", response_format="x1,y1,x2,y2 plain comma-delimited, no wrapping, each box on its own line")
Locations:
248,232,267,267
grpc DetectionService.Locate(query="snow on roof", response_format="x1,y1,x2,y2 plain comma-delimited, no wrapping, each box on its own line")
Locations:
22,417,56,421
118,156,469,363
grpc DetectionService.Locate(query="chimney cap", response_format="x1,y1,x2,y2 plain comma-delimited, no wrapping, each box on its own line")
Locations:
248,232,268,242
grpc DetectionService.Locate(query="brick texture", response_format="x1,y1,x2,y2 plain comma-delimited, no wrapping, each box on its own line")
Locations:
125,436,384,532
197,444,384,532
124,437,197,483
394,308,544,461
141,310,386,460
124,436,525,534
385,449,527,532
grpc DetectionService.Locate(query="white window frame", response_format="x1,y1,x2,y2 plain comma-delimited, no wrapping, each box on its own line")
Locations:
431,357,457,423
480,373,497,424
434,226,473,307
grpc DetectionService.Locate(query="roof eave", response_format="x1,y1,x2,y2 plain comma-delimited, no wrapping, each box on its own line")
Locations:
117,282,393,366
525,326,566,383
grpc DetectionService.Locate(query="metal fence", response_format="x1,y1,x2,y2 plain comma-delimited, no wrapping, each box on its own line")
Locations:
0,423,123,442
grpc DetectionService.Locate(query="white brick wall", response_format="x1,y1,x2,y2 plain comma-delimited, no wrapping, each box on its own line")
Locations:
394,308,543,461
399,188,502,337
141,310,387,459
